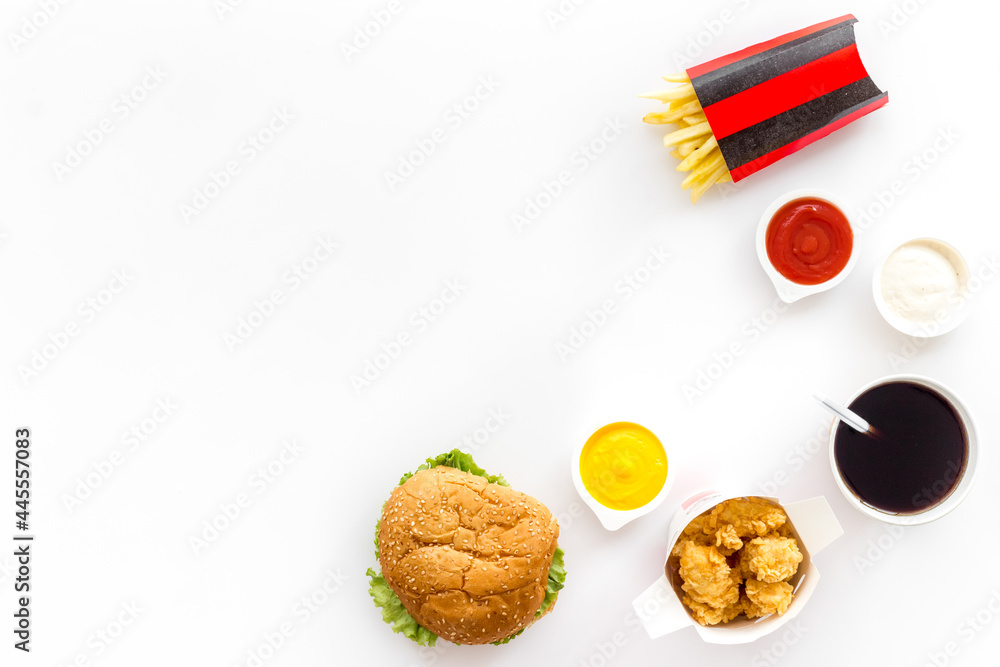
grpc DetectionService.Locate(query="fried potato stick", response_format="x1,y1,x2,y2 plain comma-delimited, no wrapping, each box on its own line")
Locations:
641,72,733,203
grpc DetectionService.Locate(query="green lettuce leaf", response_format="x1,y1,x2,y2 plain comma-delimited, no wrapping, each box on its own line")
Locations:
490,547,566,645
399,449,509,487
538,546,566,616
369,449,564,647
367,568,438,647
490,626,523,645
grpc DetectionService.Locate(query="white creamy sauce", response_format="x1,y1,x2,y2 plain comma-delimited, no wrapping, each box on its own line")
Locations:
880,241,962,324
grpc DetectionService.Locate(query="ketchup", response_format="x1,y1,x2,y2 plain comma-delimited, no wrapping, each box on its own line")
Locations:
765,198,853,285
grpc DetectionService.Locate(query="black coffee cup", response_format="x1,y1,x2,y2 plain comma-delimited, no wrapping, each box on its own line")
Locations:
827,374,977,525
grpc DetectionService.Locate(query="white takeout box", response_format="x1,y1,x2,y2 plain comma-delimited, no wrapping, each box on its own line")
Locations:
632,491,843,645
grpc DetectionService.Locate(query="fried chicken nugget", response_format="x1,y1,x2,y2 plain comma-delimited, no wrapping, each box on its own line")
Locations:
678,541,740,609
737,548,754,580
744,578,793,617
675,498,803,626
683,513,741,555
683,595,745,626
708,498,787,539
683,514,711,537
671,518,712,560
743,536,803,583
714,524,743,553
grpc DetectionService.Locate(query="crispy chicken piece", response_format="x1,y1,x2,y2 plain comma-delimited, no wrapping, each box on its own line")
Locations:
729,560,743,587
682,514,715,546
744,578,793,617
671,536,691,560
714,524,743,553
740,593,760,618
678,541,739,609
675,499,801,625
683,514,711,537
743,536,803,583
737,548,754,580
683,595,745,626
708,498,787,539
671,516,714,559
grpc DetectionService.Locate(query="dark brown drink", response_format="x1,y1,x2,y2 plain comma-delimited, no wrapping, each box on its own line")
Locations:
833,381,967,514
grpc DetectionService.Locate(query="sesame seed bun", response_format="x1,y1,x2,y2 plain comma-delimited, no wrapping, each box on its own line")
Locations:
377,465,560,645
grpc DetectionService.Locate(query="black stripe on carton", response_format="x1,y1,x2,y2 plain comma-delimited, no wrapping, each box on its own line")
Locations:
691,18,857,108
718,78,886,170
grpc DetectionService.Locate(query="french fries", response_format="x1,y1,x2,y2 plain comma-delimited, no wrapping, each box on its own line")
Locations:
641,73,732,204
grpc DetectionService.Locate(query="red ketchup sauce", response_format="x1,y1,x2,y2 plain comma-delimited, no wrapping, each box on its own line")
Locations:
765,198,853,285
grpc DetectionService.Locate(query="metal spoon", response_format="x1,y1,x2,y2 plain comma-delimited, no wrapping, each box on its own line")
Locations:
813,394,885,441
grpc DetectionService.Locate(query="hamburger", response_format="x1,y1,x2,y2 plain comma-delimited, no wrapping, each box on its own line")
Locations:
367,450,566,646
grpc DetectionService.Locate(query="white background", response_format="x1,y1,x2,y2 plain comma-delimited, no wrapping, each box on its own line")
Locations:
2,1,999,665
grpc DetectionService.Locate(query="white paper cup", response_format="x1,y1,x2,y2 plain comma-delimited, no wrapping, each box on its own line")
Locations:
633,491,843,644
827,374,978,525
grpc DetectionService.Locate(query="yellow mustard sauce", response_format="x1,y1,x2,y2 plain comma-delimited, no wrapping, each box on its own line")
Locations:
579,422,667,511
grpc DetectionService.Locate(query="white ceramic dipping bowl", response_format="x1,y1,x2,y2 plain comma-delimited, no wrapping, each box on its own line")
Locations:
872,237,970,338
571,421,674,531
757,188,858,303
